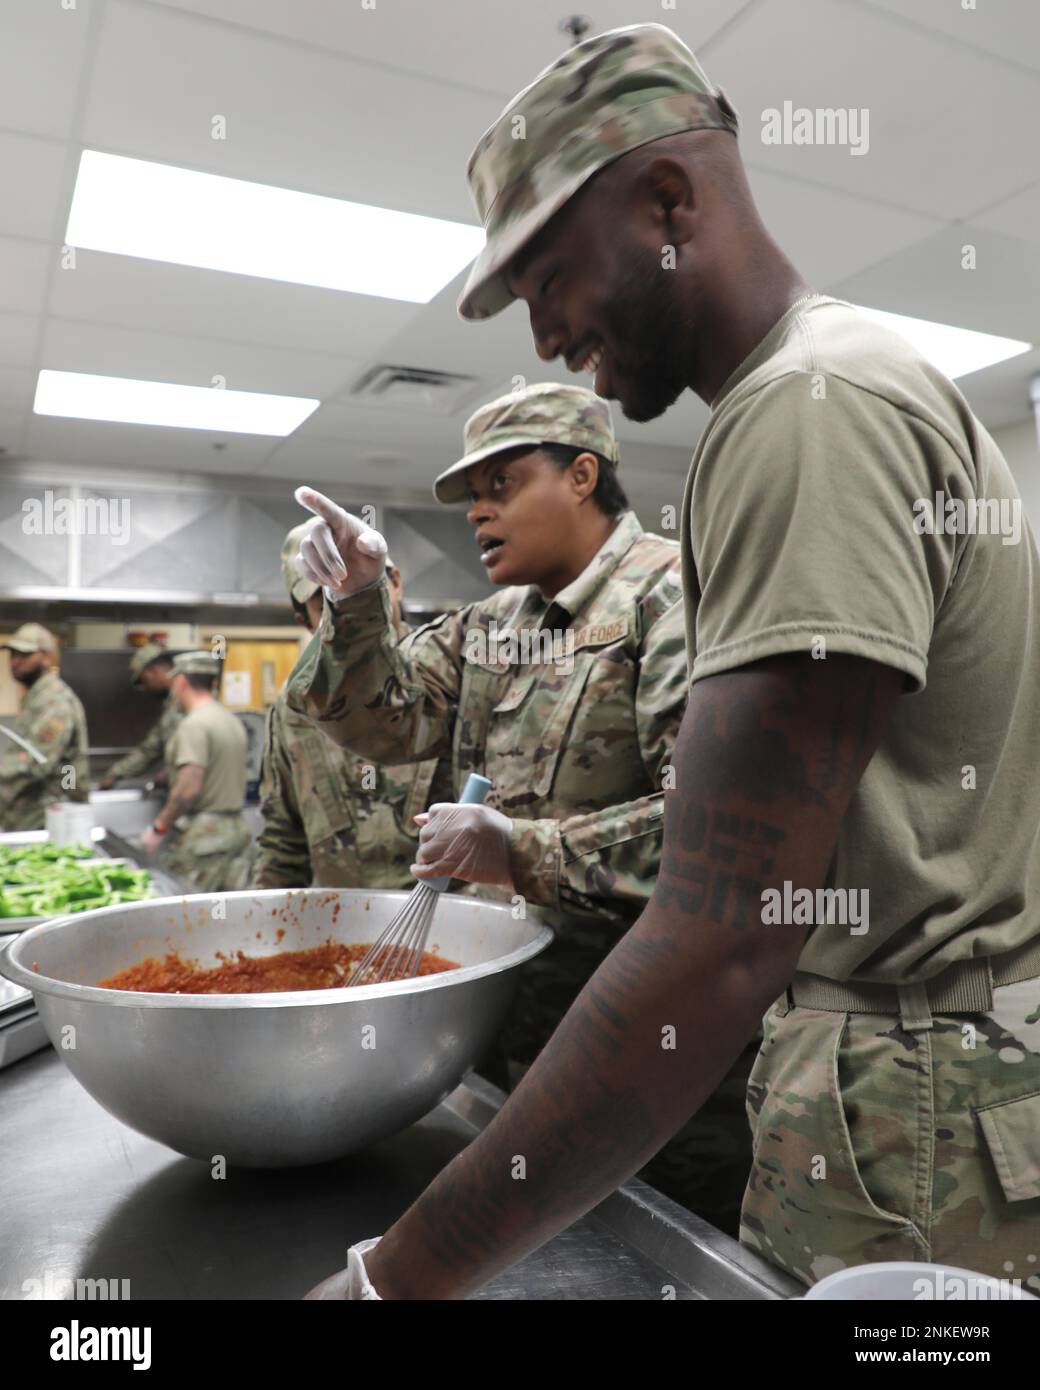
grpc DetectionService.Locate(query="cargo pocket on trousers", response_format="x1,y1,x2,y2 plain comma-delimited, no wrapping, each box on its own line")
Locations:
976,1091,1040,1202
831,1014,927,1245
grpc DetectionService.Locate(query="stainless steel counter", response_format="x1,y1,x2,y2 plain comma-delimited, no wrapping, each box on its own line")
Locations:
0,1052,800,1301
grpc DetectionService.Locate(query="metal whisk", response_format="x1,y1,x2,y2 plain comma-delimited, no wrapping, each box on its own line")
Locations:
347,773,493,985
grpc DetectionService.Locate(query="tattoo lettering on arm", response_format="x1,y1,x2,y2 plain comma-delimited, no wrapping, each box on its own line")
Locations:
658,653,894,934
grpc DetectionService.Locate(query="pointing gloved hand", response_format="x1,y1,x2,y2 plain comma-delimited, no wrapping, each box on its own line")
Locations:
412,802,515,889
303,1238,383,1300
293,486,388,601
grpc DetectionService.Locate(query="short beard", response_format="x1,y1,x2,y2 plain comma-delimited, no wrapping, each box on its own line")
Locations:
603,243,693,423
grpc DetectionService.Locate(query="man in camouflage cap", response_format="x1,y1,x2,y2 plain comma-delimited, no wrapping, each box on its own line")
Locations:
139,651,251,892
301,23,1040,1303
288,382,759,1230
0,623,88,831
98,644,183,791
458,21,737,324
253,519,449,890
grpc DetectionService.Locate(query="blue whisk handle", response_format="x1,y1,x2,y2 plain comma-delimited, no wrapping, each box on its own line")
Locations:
424,773,493,893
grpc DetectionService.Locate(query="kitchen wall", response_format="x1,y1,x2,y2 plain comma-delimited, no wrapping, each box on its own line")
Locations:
992,418,1040,536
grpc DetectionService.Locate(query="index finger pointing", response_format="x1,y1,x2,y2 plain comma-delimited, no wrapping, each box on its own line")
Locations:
295,486,347,529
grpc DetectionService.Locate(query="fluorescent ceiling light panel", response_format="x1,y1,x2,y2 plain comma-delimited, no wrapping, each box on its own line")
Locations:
854,305,1030,380
34,369,319,436
66,151,485,301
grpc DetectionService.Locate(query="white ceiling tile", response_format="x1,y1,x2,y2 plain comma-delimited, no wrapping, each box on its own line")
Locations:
23,414,281,473
154,0,754,94
832,222,1040,347
858,0,1040,75
745,164,941,289
299,400,467,454
39,317,363,399
259,434,439,500
706,0,1040,220
0,134,71,240
0,238,52,315
0,0,95,138
0,313,40,370
973,178,1040,249
82,0,498,222
956,346,1040,435
46,249,415,355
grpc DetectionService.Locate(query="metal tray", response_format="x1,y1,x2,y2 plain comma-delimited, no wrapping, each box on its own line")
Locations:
0,828,187,936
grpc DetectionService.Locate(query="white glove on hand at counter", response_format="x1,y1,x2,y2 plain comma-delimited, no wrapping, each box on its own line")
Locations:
303,1238,383,1300
412,802,515,889
139,825,163,855
293,486,388,601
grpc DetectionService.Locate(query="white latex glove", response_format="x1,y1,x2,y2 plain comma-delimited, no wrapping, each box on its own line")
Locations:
293,486,388,601
139,825,163,855
303,1237,382,1300
412,802,514,889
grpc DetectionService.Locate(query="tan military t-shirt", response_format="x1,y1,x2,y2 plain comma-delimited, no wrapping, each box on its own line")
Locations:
170,699,247,813
680,294,1040,985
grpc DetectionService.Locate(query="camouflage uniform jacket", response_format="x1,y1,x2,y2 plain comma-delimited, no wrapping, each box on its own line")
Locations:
288,510,687,928
0,670,89,830
254,682,449,890
104,692,183,785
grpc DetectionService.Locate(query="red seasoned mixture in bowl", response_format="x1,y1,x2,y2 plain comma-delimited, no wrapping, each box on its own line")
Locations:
98,941,459,994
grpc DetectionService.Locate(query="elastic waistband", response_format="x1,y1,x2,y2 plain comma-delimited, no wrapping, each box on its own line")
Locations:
785,935,1040,1032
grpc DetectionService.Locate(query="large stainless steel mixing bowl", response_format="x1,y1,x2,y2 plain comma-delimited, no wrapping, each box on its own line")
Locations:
0,888,551,1168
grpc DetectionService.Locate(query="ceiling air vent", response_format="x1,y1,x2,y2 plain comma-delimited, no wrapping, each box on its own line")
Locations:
350,365,479,415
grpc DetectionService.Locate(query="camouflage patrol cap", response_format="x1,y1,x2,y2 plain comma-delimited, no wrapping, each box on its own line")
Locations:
433,382,618,504
3,622,58,655
171,650,221,679
129,642,171,686
281,519,321,605
458,23,738,322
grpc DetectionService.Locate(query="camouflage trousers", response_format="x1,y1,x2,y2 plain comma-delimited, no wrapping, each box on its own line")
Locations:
159,811,253,894
740,978,1040,1292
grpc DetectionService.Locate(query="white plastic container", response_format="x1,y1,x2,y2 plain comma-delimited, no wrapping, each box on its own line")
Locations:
46,802,95,848
804,1261,1038,1300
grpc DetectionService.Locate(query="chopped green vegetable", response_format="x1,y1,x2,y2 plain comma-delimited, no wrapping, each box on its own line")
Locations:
0,842,153,920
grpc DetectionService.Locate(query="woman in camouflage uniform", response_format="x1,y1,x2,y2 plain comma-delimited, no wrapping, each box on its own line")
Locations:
289,382,758,1234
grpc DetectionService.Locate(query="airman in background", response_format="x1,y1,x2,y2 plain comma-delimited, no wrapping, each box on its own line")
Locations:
98,644,183,790
139,651,250,892
0,623,88,831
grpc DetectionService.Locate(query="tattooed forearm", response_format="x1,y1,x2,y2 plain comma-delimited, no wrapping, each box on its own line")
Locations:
361,653,904,1299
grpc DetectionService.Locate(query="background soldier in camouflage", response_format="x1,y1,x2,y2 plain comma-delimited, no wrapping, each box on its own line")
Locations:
0,623,88,831
139,651,251,892
98,644,183,790
289,382,758,1234
253,521,449,889
303,23,1040,1303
